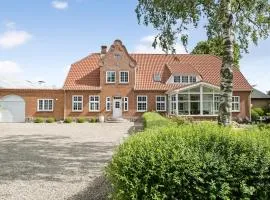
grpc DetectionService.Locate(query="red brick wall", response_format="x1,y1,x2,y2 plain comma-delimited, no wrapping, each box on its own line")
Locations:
232,91,251,120
0,89,64,120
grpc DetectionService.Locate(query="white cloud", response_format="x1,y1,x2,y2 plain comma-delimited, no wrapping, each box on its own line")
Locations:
0,61,22,74
4,21,16,29
51,1,69,10
134,35,187,54
0,30,32,49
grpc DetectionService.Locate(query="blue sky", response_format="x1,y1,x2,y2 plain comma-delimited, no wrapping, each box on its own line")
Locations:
0,0,269,92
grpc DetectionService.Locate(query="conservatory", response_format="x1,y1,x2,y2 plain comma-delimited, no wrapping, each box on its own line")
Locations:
167,82,221,116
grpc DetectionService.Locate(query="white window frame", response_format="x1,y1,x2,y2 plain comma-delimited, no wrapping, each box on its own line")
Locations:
119,71,129,84
123,97,128,111
37,99,54,112
106,97,111,111
72,95,83,112
174,76,181,83
137,95,147,112
106,71,116,83
156,95,166,112
232,96,240,112
89,95,100,112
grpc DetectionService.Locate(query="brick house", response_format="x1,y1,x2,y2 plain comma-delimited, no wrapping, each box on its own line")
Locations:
0,39,252,122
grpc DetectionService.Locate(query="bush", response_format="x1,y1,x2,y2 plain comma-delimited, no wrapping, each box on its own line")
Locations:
46,117,56,123
251,109,260,121
142,112,176,129
258,123,270,130
169,115,193,125
107,122,270,199
252,107,265,116
89,117,98,123
77,117,86,123
64,117,73,123
34,117,44,123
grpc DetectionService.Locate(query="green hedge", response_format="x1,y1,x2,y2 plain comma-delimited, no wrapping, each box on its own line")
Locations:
251,109,260,121
253,108,265,116
107,120,270,199
142,112,176,129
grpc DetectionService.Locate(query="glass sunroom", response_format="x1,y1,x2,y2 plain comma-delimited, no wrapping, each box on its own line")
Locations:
167,83,220,116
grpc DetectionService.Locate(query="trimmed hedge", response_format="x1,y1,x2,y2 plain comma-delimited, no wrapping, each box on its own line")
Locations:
64,117,73,123
46,117,56,123
107,113,270,199
34,117,44,123
77,117,86,123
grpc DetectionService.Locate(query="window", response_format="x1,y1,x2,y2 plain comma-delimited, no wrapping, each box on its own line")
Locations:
120,71,129,83
106,97,111,111
156,96,166,111
137,95,147,112
232,96,240,112
214,95,220,114
72,96,83,112
182,76,189,83
174,76,181,83
89,96,100,112
106,71,116,83
170,95,177,114
123,97,128,111
153,73,161,82
37,99,53,112
190,76,196,83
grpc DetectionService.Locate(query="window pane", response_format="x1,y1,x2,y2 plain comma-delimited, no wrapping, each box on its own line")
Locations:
189,87,200,93
44,100,49,110
189,76,196,83
182,76,188,83
203,87,213,93
179,94,188,101
190,102,200,115
190,94,200,101
39,100,43,110
178,102,189,115
174,76,181,83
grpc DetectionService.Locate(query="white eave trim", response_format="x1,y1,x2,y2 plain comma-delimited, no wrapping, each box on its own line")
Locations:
166,82,220,95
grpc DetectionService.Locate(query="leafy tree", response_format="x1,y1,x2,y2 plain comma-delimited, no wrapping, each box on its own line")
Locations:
192,37,241,66
267,91,270,96
136,0,270,125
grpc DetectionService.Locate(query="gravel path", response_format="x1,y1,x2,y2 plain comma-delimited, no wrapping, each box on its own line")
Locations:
0,122,134,200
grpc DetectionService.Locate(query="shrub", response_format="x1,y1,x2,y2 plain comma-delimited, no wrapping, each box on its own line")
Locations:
107,123,270,199
258,123,270,130
267,113,270,116
89,117,98,123
252,107,265,116
142,112,176,129
34,117,44,123
77,117,86,123
170,115,193,125
64,117,73,123
46,117,56,123
251,109,260,121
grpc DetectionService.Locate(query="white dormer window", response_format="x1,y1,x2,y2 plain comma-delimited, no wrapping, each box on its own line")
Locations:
172,75,198,84
174,76,181,83
182,76,189,83
190,76,196,83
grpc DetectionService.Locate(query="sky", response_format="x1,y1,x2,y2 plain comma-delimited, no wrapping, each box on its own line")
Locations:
0,0,269,92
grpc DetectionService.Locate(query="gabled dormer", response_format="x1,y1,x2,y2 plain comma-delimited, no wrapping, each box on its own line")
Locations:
165,63,202,84
99,40,137,88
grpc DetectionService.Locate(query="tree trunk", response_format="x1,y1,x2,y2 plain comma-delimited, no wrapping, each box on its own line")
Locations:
218,0,234,126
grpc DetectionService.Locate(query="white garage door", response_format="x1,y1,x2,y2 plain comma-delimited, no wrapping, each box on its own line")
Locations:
0,95,25,123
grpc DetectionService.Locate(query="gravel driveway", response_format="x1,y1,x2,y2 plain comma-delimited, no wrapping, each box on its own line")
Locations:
0,122,134,200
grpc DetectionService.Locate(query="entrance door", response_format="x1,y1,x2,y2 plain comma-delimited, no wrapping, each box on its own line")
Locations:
113,97,122,118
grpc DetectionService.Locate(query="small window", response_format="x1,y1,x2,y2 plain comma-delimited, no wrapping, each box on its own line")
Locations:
37,99,54,112
89,95,100,112
189,76,196,83
120,71,129,83
123,97,128,111
72,96,83,112
232,96,240,112
137,95,147,112
106,71,116,83
214,95,220,112
156,96,166,112
106,97,111,111
153,73,161,82
174,76,181,83
182,76,189,83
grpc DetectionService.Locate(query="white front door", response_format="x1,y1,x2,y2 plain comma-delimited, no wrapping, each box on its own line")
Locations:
113,98,122,118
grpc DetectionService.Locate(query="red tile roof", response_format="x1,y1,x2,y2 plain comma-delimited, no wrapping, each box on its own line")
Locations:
63,53,252,91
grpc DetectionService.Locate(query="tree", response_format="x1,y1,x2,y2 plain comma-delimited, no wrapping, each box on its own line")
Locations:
136,0,270,125
191,37,241,66
267,91,270,96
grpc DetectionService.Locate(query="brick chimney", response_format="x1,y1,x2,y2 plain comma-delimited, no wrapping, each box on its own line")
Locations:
101,45,107,55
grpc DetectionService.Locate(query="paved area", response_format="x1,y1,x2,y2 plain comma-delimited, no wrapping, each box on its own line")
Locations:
0,122,134,200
